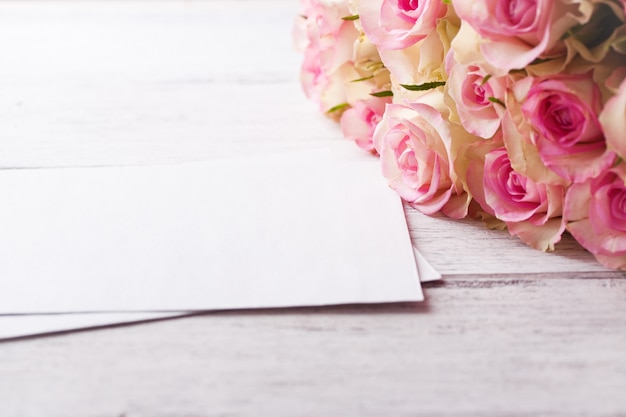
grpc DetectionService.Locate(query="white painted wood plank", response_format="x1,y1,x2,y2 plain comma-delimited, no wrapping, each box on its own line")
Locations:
0,80,338,167
0,0,300,82
407,209,626,278
1,278,625,417
0,0,311,168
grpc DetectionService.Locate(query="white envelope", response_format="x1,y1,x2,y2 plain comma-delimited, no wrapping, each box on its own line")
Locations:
0,312,185,340
0,247,438,340
0,145,422,316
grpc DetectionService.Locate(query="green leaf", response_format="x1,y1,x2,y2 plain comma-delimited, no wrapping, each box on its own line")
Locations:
561,29,575,41
363,61,385,72
488,97,506,108
370,90,393,97
341,14,359,21
400,81,446,91
326,103,350,114
529,57,553,66
480,74,492,86
351,75,374,83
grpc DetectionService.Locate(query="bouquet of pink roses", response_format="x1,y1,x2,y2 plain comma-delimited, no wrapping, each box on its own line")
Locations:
295,0,626,270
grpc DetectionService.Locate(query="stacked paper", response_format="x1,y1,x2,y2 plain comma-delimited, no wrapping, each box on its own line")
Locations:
0,145,437,339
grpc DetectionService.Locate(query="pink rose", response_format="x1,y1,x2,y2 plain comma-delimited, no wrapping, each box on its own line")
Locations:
476,147,566,251
340,95,391,152
500,77,570,187
374,99,470,218
599,75,626,160
445,52,507,139
359,0,447,50
300,35,329,105
463,132,506,221
451,0,563,73
521,73,616,183
377,29,445,91
293,12,309,53
297,0,360,111
565,164,626,270
562,2,626,66
299,0,355,73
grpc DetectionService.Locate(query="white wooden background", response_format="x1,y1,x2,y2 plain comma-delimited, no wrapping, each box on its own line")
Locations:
1,1,625,416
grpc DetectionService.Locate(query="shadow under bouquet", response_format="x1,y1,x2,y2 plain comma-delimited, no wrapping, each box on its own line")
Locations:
294,0,626,270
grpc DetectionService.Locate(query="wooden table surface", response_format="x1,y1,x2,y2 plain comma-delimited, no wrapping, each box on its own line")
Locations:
1,1,625,416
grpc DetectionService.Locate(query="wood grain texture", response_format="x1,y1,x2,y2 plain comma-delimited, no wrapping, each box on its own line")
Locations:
1,279,626,417
406,209,626,278
0,1,625,416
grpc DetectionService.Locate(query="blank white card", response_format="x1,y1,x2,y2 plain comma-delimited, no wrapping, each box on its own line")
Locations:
0,145,422,314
